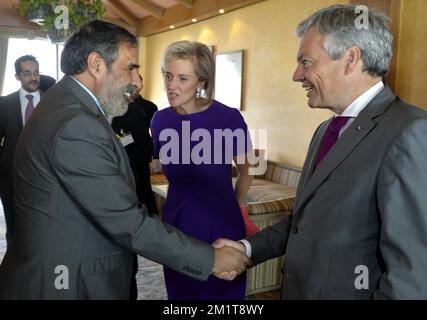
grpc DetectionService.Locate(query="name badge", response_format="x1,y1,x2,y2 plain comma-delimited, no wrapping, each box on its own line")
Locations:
118,133,134,147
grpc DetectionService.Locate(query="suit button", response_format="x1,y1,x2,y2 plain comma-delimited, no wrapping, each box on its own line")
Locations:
292,225,298,233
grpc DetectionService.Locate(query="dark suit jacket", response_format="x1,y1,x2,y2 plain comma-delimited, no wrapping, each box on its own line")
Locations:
0,90,45,192
111,96,157,163
0,91,23,192
0,76,213,299
249,86,427,299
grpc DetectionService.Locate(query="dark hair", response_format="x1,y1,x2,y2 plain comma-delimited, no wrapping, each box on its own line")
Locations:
61,20,138,75
15,55,38,75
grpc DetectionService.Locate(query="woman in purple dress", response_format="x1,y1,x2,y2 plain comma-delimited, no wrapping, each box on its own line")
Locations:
151,41,253,300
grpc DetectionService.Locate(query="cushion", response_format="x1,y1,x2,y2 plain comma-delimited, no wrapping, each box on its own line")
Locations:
247,198,295,215
232,178,296,215
150,173,168,185
246,179,296,202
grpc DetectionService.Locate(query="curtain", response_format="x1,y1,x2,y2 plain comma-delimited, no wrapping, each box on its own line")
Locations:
0,37,9,96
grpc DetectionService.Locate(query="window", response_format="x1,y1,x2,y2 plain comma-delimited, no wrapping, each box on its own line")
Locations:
2,38,63,96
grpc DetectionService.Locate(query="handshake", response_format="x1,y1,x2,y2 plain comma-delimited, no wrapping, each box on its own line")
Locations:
211,238,252,281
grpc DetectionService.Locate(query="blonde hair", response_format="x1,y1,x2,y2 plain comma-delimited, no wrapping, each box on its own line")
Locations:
161,40,215,105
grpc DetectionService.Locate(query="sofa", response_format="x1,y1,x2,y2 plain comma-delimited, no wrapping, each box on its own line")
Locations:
237,160,301,295
149,159,301,296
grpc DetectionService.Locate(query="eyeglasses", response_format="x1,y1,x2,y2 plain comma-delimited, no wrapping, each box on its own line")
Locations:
21,71,40,77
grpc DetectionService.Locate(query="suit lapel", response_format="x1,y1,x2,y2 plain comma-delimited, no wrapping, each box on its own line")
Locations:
66,76,102,118
293,86,396,217
66,76,116,139
12,91,24,131
295,123,328,196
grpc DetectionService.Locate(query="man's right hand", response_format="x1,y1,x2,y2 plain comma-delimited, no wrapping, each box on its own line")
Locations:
212,238,246,253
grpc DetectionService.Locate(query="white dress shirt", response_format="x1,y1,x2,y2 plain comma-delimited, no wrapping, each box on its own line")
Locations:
337,81,384,136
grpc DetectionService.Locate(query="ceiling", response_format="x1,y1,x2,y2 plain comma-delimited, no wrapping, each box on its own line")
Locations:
0,0,264,38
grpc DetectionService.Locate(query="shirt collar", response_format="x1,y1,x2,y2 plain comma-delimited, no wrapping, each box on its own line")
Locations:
340,81,385,118
70,76,107,118
19,88,40,100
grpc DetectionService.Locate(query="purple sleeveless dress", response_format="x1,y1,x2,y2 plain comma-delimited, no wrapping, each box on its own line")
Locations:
151,100,251,300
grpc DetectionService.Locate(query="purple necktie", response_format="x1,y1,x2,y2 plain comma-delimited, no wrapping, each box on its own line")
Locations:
25,94,35,124
315,116,351,168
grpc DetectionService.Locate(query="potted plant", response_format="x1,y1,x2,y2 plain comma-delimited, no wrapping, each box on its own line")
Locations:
72,0,105,23
16,0,106,44
14,0,56,25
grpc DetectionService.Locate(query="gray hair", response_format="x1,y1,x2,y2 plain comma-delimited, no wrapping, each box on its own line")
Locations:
61,20,138,75
161,40,215,105
296,4,393,78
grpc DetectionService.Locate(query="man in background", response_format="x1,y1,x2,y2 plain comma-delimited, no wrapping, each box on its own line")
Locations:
112,74,158,216
0,55,41,243
39,74,56,92
112,74,159,299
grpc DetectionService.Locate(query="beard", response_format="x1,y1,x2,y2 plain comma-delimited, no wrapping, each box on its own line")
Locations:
98,73,131,117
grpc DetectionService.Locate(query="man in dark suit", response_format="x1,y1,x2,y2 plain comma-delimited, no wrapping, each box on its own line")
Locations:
112,75,158,215
215,4,427,299
39,74,56,92
0,55,41,242
112,74,159,300
0,20,249,299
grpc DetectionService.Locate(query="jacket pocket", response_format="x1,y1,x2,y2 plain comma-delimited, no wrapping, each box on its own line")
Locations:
78,251,132,299
80,251,128,277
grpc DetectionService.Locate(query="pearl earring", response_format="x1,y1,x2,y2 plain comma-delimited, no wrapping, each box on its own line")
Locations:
196,87,207,99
